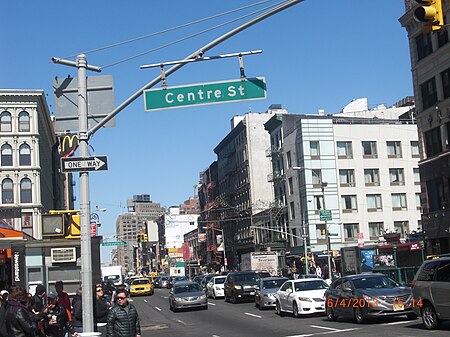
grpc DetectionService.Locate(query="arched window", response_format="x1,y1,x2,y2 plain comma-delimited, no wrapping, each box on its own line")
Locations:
2,178,13,204
20,178,32,203
1,144,12,166
18,111,30,132
0,111,12,132
19,144,31,166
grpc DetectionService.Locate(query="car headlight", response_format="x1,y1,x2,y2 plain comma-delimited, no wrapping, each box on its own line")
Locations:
200,294,206,299
298,297,312,302
234,285,242,290
174,297,182,302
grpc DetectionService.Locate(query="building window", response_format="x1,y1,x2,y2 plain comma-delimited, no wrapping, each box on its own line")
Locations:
339,169,355,187
437,24,449,48
21,212,33,228
288,177,294,195
367,194,382,212
0,112,12,132
413,168,420,185
410,141,420,157
394,221,409,237
18,111,30,132
314,195,324,211
1,144,13,166
389,168,405,186
442,68,450,99
387,141,402,158
392,193,407,210
426,178,445,211
362,141,377,158
290,201,295,220
364,169,380,186
416,32,433,61
420,77,438,110
2,178,13,204
286,151,292,168
311,169,322,186
344,223,359,241
369,222,384,240
416,193,422,211
341,195,357,212
20,178,32,203
424,126,442,157
19,144,31,166
310,141,320,158
336,141,353,159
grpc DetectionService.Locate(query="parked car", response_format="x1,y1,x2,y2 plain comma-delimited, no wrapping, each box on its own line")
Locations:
411,256,450,329
275,278,328,317
206,276,227,299
255,277,288,310
169,281,208,312
224,271,259,303
324,273,416,323
129,278,154,297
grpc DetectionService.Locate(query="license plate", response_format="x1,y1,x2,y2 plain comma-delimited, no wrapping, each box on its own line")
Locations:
393,303,404,311
250,291,255,295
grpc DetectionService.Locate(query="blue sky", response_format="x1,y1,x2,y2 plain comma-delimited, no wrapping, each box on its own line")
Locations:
2,1,411,262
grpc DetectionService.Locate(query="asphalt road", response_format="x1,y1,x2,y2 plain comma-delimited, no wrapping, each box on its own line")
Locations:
129,288,450,337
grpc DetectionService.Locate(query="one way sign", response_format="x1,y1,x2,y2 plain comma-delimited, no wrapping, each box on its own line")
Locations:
61,156,108,173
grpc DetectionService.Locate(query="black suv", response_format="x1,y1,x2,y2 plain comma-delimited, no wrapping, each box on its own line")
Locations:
411,257,450,329
224,271,258,303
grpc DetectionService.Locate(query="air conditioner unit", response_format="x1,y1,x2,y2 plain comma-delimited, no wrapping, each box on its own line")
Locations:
51,247,76,263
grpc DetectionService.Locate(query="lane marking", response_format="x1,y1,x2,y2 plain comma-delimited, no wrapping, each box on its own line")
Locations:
155,306,162,311
144,299,148,303
245,312,262,318
209,302,216,306
176,319,187,326
285,328,359,337
382,320,412,326
310,325,339,331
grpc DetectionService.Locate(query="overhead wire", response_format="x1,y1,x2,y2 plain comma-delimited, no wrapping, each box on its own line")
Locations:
61,0,284,60
100,0,287,69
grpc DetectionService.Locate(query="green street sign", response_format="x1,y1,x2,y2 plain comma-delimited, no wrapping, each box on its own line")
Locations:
144,77,267,111
319,210,332,221
102,241,126,246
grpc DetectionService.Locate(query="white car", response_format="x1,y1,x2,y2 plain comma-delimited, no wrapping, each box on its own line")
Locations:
206,276,226,299
275,279,329,318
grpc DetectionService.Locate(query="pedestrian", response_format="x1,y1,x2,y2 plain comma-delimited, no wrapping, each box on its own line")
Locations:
71,288,82,333
54,281,71,313
33,284,46,313
94,284,110,335
316,265,322,278
106,289,141,337
5,286,37,337
42,292,74,337
0,290,8,337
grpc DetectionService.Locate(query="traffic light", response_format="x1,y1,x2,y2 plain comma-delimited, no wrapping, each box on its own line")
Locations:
142,234,148,243
414,0,445,31
136,233,142,242
321,229,326,236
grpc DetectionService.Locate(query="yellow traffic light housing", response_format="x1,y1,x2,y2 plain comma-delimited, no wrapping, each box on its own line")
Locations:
414,0,445,31
136,233,142,242
321,229,327,236
142,234,148,242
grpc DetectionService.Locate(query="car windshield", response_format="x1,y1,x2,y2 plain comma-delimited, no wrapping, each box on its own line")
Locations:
132,279,150,285
294,280,328,291
262,279,287,289
174,283,202,294
352,276,399,290
214,277,226,284
257,272,271,278
235,274,257,283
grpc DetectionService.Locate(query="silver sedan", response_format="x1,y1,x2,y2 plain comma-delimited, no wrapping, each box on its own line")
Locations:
255,277,288,309
169,281,208,312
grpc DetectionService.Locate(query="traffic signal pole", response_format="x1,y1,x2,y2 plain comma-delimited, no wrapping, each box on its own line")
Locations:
52,0,304,332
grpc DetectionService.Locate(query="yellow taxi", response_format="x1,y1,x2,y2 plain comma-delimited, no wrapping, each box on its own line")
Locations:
129,277,154,296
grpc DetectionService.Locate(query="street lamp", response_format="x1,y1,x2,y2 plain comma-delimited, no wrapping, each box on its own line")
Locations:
293,166,332,281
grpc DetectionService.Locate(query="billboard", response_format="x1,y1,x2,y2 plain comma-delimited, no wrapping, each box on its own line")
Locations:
360,249,376,272
373,254,396,267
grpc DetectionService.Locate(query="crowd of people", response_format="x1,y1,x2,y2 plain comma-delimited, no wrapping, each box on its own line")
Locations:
0,280,141,337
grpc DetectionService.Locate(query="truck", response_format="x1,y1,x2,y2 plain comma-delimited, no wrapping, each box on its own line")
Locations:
240,252,279,276
101,265,124,286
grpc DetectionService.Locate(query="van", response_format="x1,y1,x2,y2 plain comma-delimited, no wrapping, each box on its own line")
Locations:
411,257,450,329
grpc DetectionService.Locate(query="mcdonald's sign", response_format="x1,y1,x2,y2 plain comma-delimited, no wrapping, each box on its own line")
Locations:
60,134,79,158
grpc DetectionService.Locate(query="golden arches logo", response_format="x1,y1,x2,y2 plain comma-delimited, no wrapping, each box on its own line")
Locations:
60,134,79,158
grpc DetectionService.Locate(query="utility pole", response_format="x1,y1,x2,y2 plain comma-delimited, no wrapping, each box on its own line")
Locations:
321,182,332,282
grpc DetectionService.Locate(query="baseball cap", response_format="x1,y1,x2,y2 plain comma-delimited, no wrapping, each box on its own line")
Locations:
47,291,58,299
